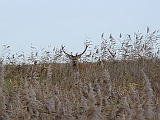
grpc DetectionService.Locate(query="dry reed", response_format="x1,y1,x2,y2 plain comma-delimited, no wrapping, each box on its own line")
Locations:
0,28,160,120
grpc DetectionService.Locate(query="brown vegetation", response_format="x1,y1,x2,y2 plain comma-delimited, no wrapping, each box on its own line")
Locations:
0,28,160,120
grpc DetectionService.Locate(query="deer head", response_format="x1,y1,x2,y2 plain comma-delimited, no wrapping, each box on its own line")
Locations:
61,44,89,70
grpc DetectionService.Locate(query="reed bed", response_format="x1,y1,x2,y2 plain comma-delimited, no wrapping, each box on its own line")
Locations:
0,28,160,120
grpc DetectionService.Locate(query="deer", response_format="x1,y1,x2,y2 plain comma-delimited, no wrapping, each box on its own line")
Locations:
61,44,89,71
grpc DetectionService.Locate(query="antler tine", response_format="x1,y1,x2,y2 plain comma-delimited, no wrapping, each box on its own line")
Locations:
61,45,65,50
76,44,89,58
61,45,73,59
84,42,90,47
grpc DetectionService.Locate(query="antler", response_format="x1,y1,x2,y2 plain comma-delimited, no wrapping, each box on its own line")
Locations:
61,44,89,70
76,44,89,59
61,44,89,59
61,45,73,59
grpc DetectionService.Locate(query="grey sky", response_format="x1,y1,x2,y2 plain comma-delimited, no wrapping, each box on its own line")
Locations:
0,0,160,55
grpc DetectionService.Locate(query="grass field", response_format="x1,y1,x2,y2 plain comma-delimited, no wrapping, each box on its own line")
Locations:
0,29,160,120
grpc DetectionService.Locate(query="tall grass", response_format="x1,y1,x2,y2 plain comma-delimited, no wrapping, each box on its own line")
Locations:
0,28,160,119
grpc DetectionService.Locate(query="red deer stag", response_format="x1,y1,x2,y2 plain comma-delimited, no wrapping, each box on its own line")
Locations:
61,44,89,71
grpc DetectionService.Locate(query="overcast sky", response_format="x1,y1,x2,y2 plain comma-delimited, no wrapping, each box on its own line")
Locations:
0,0,160,56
